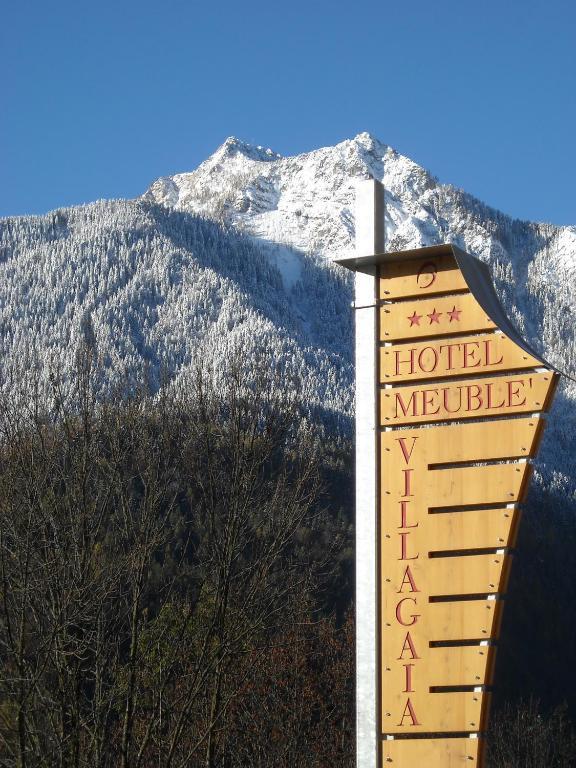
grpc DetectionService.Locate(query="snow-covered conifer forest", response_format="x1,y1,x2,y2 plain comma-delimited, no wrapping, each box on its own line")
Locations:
1,132,575,508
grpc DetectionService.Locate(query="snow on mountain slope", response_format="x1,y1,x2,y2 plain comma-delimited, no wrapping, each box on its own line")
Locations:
1,133,575,505
145,133,576,371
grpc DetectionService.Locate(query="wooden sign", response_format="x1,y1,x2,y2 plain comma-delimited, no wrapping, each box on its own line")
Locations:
380,371,554,426
377,250,556,763
380,333,542,383
337,189,559,768
379,292,497,341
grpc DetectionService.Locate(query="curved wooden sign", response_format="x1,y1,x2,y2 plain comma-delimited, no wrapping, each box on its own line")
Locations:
338,228,558,768
378,247,557,766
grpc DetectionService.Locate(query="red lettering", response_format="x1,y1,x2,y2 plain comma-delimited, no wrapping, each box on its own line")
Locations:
397,632,420,660
398,698,420,726
484,338,504,366
466,384,483,411
397,566,419,593
402,468,414,497
486,381,505,409
399,532,419,561
462,341,481,368
395,391,417,418
422,388,440,415
507,379,527,407
399,501,418,529
442,386,462,413
417,346,439,373
396,597,420,626
396,437,418,464
439,342,460,370
403,663,415,693
395,348,416,376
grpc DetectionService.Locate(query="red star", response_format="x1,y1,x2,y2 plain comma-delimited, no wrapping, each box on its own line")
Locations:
407,311,422,326
447,306,462,322
427,308,442,324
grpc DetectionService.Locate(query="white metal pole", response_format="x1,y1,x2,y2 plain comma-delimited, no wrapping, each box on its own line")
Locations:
353,178,383,768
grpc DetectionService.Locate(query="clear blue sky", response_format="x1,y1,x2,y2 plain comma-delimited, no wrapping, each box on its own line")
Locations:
2,0,575,224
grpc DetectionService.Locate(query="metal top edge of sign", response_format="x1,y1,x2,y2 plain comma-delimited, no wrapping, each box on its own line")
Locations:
335,243,454,271
336,243,563,378
450,245,560,377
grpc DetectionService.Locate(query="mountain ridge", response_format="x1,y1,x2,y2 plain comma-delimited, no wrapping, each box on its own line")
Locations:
0,133,575,507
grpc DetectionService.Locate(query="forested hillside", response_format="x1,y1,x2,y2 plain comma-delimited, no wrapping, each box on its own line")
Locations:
0,134,575,766
1,133,575,508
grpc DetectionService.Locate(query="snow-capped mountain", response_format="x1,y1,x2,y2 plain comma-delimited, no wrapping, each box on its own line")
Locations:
1,133,575,505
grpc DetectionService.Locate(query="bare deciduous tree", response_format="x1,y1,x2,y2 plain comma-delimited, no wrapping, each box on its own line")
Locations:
0,343,334,768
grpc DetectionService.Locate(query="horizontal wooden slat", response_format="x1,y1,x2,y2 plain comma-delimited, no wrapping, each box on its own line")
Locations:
380,293,496,341
426,507,520,552
382,644,490,690
380,507,521,563
378,254,469,300
381,553,510,600
382,736,483,766
427,552,509,597
380,417,543,465
380,371,556,426
380,332,543,383
380,600,500,653
426,463,529,508
426,599,502,642
381,462,530,508
430,645,494,687
381,689,489,733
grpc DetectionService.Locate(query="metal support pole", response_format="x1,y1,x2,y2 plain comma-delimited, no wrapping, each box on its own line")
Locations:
354,179,384,768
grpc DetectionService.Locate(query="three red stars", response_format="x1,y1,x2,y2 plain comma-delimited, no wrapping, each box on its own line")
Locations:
406,306,462,326
447,306,462,322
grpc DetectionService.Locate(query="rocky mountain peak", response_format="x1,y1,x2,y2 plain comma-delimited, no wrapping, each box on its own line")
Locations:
0,134,575,507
